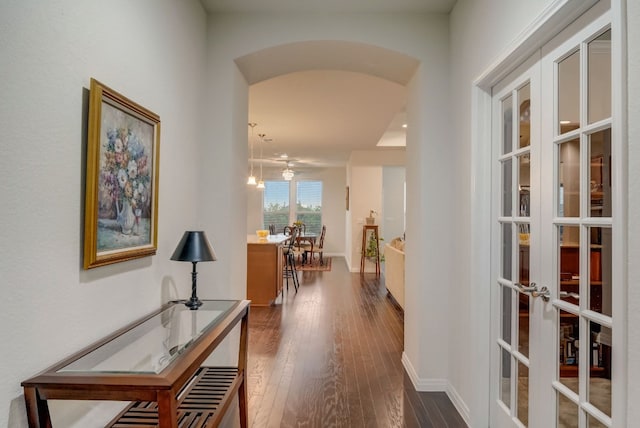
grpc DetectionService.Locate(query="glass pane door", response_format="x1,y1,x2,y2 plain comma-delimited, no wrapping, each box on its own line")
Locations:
492,64,537,428
544,19,613,428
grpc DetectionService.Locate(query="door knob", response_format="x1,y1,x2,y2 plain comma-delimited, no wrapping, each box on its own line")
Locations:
515,282,550,302
531,286,550,302
515,282,538,293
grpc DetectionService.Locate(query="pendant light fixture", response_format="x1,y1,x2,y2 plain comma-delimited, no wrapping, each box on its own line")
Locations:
247,123,257,185
256,133,266,189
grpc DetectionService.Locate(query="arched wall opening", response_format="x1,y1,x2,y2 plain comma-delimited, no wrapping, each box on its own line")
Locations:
237,41,415,273
202,12,457,408
235,41,420,86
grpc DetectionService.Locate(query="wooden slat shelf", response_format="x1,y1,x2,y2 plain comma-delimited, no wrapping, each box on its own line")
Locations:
108,367,239,428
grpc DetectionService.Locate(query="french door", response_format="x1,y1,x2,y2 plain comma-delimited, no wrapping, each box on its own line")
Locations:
490,2,618,427
491,52,544,428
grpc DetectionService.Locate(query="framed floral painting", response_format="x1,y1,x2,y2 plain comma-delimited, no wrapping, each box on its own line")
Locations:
83,78,160,269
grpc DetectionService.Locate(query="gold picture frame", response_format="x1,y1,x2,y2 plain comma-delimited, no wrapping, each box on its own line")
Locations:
346,186,350,211
83,78,160,269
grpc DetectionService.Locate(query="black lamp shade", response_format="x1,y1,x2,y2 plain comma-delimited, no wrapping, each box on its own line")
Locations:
171,231,217,262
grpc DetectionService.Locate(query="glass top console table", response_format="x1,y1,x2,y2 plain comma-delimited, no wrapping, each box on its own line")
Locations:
22,299,250,428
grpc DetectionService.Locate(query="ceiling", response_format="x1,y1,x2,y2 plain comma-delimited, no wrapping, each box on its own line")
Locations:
201,0,456,14
248,70,407,170
201,0,458,173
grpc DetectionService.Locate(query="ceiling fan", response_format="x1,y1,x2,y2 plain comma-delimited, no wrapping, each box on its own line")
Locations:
282,163,295,181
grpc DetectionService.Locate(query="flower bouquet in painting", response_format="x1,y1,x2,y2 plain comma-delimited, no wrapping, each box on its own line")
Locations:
95,102,155,252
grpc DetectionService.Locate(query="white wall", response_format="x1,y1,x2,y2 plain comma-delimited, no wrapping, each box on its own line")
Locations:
315,168,348,256
347,149,406,272
246,185,264,234
205,12,453,400
349,148,406,166
349,166,383,272
0,1,208,426
383,166,406,243
201,31,250,305
402,61,453,390
345,166,354,268
246,166,347,256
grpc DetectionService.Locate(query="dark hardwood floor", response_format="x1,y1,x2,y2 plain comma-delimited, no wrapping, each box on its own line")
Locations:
246,258,467,427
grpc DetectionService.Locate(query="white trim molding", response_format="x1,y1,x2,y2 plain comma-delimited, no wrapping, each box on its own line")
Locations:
474,0,598,91
402,352,447,391
447,384,471,428
610,0,629,425
402,352,471,426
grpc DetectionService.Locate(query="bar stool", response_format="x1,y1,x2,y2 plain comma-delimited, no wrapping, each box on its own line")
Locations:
283,227,299,292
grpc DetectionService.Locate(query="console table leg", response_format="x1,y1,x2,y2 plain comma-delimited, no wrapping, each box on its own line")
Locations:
23,387,52,428
238,309,249,428
238,375,248,428
157,391,178,428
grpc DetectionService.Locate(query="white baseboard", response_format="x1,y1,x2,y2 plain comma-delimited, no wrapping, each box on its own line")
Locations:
402,352,448,391
324,252,344,259
402,352,471,426
446,384,471,427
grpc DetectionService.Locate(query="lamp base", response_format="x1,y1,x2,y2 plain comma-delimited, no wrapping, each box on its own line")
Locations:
184,297,203,310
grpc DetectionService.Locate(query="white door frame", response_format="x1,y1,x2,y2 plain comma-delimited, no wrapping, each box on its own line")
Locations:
469,0,627,426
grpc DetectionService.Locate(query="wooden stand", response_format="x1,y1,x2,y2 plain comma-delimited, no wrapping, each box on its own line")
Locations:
360,225,380,276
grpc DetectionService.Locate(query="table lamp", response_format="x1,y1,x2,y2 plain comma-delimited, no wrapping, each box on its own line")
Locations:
171,231,217,309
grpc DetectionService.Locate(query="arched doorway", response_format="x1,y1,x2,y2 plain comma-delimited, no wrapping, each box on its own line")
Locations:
237,41,414,299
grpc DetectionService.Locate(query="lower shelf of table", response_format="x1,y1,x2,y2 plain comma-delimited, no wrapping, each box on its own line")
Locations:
107,366,240,428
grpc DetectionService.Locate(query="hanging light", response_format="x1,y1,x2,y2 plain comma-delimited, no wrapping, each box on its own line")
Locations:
282,162,294,181
256,133,266,189
247,123,257,185
282,169,294,181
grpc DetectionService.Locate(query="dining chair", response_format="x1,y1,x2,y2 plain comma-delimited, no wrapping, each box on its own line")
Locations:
307,225,326,265
295,225,313,265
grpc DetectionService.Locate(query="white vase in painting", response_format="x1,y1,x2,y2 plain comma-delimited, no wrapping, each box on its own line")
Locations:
117,199,136,235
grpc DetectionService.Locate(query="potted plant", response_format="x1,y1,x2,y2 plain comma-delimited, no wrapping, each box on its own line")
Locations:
366,209,377,225
365,232,378,258
364,234,385,259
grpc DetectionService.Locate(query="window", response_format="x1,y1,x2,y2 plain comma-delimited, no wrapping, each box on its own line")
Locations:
262,180,323,234
296,181,322,234
263,181,289,233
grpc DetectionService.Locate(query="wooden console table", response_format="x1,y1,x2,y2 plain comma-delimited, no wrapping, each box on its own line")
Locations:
22,300,250,428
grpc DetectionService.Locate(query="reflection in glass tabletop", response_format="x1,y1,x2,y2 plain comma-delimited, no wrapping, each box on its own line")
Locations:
58,300,238,374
